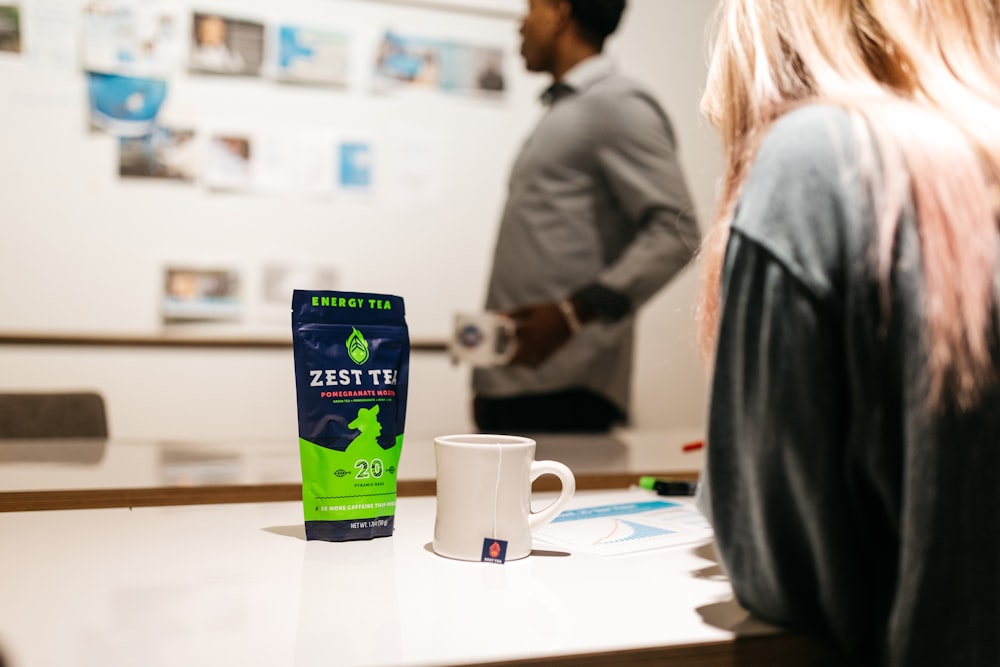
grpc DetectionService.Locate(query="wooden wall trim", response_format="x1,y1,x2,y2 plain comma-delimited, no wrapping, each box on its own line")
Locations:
0,333,447,352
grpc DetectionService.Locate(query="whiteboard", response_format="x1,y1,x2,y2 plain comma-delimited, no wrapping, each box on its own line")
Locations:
0,0,545,339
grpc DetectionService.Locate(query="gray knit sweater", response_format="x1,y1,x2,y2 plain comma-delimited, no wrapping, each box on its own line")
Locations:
704,104,1000,666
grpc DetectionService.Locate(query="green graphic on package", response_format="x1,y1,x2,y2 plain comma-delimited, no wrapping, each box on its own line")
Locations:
291,290,410,542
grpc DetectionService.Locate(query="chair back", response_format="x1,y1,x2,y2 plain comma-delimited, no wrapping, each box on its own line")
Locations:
0,392,109,438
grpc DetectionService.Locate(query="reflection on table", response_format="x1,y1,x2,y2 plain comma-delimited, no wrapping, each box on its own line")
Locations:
0,428,705,511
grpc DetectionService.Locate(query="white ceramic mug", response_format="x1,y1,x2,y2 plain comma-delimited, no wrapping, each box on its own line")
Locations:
449,312,517,367
433,434,576,562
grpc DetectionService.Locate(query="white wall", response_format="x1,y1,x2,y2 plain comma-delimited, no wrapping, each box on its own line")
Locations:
610,1,722,429
0,345,475,439
0,0,723,440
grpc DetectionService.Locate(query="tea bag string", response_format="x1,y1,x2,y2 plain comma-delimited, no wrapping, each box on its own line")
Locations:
492,444,502,539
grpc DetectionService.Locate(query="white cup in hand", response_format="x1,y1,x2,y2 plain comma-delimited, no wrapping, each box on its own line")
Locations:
449,312,517,366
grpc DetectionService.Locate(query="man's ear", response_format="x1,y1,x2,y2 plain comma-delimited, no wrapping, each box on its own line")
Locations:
553,0,573,32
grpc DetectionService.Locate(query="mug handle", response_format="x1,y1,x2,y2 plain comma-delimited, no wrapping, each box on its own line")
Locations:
528,460,576,531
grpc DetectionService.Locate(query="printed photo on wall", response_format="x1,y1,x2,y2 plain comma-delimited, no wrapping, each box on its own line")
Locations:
374,30,505,98
383,126,448,205
274,24,349,87
0,4,21,54
447,43,505,96
81,2,184,76
86,70,168,137
203,132,254,191
119,125,197,181
375,31,441,89
338,140,373,192
256,262,337,324
294,132,338,196
189,13,264,77
246,130,340,196
374,31,442,89
162,266,243,324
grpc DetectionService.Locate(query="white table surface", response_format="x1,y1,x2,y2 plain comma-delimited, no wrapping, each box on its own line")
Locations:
0,490,778,667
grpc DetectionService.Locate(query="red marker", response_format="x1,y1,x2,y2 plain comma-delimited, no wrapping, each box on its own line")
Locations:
682,440,704,452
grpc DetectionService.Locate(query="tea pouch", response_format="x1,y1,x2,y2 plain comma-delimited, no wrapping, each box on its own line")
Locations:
291,290,410,541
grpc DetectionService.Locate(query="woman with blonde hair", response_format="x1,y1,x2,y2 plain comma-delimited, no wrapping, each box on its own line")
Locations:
697,0,1000,663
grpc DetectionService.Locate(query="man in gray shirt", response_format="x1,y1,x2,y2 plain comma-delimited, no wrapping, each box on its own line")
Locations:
473,0,700,432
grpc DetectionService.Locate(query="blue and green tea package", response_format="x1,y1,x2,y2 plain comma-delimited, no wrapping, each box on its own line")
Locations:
291,290,410,541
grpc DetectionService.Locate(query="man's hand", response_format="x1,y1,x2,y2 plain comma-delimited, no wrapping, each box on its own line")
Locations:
506,302,573,368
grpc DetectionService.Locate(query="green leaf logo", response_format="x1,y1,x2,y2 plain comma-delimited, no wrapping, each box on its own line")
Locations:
347,327,370,365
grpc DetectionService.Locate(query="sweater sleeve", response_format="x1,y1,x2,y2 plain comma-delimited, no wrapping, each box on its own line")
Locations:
590,91,701,311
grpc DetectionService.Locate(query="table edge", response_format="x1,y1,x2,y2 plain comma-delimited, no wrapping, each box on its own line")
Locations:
0,470,700,512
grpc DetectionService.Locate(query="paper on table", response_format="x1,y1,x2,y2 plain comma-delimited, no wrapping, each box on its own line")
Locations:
533,488,713,557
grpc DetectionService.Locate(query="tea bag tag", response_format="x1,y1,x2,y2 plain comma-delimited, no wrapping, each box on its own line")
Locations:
481,538,508,564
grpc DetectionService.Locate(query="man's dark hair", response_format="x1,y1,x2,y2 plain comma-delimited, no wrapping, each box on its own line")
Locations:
566,0,626,50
